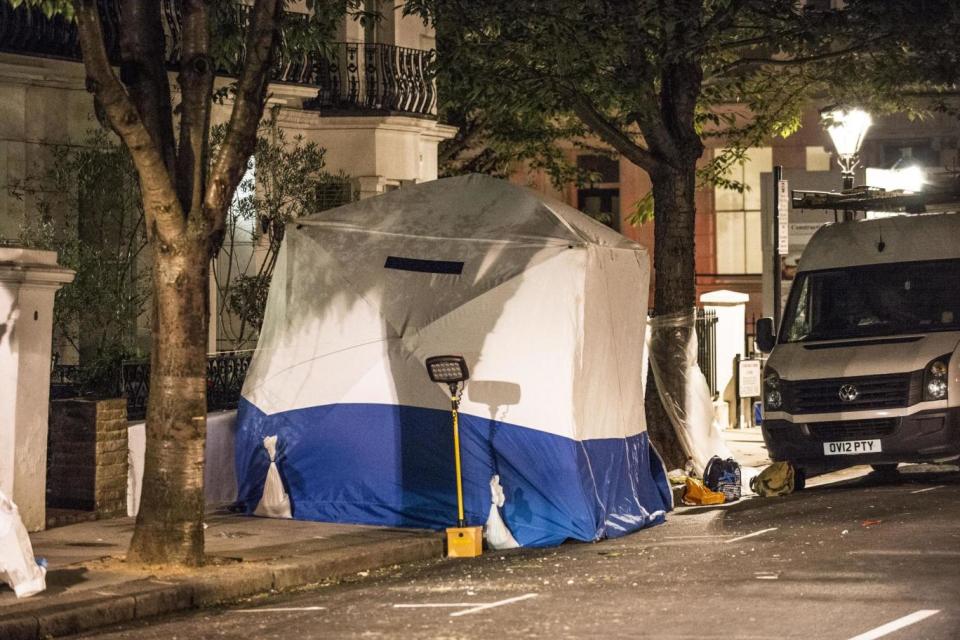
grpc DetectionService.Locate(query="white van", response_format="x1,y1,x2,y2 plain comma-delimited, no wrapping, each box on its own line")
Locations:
755,212,960,474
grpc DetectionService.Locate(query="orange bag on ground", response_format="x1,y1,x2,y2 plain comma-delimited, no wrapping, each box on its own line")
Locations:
681,477,726,505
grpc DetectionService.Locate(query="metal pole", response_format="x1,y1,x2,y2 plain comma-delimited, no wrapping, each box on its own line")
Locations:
450,386,466,528
772,165,782,332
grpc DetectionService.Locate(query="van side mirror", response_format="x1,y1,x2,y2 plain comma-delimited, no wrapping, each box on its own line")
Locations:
756,317,776,353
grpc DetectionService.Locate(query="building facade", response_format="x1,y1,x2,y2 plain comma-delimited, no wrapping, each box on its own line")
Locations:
0,1,456,355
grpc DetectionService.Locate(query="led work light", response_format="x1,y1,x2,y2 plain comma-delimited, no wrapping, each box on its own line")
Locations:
425,354,482,558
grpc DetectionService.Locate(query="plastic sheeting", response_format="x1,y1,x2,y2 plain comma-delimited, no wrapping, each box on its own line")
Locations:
0,490,46,598
235,174,672,547
647,310,731,475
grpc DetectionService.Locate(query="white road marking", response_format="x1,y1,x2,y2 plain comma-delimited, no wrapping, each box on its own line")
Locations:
910,485,945,494
394,593,539,618
849,549,960,558
449,593,538,617
234,606,327,613
846,609,940,640
393,603,479,609
725,527,778,543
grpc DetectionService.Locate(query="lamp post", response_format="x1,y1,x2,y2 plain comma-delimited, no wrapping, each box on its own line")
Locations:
821,106,873,196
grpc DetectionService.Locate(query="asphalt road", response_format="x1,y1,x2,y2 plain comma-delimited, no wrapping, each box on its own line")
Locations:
76,465,959,640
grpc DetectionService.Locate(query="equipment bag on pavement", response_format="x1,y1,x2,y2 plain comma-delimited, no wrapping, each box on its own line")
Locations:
704,456,742,502
681,477,726,506
750,462,796,497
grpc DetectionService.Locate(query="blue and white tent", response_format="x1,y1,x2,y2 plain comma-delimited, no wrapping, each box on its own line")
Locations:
235,174,672,547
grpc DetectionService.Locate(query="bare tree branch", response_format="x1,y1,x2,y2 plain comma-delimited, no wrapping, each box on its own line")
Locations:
73,0,184,246
204,0,280,255
118,0,177,175
569,92,659,171
177,0,215,218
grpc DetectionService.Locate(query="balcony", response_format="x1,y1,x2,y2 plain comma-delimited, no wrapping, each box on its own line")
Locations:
0,1,436,118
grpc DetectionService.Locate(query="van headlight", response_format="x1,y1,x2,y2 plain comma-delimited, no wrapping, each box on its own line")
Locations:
923,354,951,401
764,367,782,410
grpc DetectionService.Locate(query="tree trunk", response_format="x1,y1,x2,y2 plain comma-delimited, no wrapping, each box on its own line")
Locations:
127,233,208,566
644,162,698,472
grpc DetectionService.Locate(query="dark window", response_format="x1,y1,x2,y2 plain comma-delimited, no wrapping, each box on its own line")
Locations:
576,155,619,184
882,140,938,168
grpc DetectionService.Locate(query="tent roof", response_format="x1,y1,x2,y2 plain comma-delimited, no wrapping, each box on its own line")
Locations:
299,174,642,250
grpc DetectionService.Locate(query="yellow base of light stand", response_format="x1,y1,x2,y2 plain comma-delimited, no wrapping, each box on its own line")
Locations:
446,526,483,558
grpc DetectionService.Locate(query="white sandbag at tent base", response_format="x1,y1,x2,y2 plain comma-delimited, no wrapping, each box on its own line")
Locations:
235,174,673,547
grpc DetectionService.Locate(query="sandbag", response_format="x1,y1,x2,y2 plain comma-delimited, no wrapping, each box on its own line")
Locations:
254,435,292,518
750,462,796,497
0,490,46,598
484,475,519,550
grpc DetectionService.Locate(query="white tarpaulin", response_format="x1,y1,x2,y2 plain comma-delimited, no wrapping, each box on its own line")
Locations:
234,174,672,547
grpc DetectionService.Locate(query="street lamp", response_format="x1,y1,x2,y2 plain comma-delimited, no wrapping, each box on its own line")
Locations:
821,106,873,191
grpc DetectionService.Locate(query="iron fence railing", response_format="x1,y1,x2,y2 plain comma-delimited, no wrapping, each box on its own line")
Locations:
121,351,253,421
0,3,436,117
695,307,719,399
305,42,436,116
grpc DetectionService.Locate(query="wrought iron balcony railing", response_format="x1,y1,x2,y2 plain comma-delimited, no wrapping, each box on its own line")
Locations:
0,1,436,117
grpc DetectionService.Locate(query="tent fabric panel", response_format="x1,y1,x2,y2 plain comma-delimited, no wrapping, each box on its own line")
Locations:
407,249,586,439
235,399,670,547
300,174,582,244
571,246,650,441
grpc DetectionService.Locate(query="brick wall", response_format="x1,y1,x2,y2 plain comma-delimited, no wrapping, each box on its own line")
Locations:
48,398,128,518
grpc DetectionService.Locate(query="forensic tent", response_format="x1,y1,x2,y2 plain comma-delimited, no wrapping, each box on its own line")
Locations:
235,174,672,547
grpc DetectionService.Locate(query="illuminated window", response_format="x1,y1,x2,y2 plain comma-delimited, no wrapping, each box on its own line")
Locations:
714,147,771,274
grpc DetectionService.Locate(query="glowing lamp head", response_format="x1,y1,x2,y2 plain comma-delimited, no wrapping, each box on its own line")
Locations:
822,107,873,158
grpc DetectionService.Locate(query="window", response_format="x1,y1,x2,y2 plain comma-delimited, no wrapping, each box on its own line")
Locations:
714,147,771,274
576,154,620,229
806,146,832,172
782,259,960,342
882,139,938,168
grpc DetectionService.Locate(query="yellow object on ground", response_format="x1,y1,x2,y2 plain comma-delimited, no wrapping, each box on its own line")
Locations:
446,526,483,557
750,461,796,497
681,477,726,505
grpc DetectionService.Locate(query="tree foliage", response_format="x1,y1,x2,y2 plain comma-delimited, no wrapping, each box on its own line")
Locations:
213,108,356,348
404,0,955,469
10,131,149,394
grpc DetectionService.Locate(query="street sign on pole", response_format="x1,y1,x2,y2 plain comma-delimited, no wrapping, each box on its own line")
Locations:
777,179,790,255
738,359,762,398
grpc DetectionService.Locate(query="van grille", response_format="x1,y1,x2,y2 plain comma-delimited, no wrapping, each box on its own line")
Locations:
806,419,898,441
784,373,916,414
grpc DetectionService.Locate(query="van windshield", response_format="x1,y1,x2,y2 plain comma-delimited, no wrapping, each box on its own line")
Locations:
781,259,960,343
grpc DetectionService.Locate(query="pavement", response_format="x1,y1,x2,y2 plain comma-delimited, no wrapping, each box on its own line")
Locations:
0,427,774,640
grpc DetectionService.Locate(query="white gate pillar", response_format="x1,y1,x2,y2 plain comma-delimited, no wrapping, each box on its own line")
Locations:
0,248,74,531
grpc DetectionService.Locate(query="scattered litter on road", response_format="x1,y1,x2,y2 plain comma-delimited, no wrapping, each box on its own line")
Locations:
861,519,882,528
841,530,849,535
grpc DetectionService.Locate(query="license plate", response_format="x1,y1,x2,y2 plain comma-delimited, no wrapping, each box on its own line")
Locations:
823,439,882,456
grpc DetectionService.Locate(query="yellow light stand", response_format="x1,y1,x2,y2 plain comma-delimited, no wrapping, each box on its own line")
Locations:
445,394,483,558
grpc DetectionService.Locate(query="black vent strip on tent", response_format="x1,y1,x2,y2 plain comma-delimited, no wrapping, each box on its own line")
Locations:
384,256,464,275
